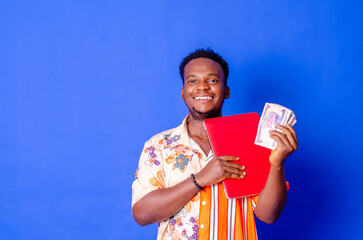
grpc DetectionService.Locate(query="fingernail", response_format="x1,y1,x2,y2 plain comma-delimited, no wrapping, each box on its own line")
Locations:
241,166,245,170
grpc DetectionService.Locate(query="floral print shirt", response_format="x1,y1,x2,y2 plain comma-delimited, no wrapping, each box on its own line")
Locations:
132,116,208,239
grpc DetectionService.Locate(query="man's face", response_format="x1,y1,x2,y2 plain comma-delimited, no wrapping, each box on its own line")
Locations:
181,57,230,120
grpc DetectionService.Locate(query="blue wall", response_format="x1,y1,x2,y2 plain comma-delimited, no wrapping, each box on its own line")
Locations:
1,1,362,239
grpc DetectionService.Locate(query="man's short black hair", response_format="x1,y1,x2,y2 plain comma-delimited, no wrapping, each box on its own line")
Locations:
179,48,229,85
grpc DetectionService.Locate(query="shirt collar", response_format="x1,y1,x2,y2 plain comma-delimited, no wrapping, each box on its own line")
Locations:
167,115,191,147
167,115,208,158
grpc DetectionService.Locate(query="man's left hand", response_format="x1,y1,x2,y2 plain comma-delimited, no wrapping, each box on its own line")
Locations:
268,124,298,167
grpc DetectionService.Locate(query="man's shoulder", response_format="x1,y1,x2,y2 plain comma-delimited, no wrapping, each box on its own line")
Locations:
148,125,182,142
145,120,186,148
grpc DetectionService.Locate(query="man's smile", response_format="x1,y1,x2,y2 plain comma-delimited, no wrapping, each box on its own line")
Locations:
193,96,213,100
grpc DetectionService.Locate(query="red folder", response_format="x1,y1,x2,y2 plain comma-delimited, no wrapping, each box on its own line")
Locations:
203,113,271,199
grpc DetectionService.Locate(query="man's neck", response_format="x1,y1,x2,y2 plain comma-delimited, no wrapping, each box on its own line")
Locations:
187,112,221,138
187,117,205,136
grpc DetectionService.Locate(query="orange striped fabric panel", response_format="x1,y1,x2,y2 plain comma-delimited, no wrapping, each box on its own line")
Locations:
217,183,228,239
199,186,211,240
198,181,290,239
246,196,258,240
199,186,260,240
233,198,243,239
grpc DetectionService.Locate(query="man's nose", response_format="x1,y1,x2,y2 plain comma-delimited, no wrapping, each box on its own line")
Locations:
196,81,210,91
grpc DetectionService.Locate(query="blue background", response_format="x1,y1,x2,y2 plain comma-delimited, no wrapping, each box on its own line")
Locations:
1,1,362,239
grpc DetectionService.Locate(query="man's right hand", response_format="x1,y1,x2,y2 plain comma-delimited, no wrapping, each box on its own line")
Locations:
194,156,246,187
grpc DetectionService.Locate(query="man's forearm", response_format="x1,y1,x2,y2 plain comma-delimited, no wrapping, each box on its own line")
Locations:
132,176,200,226
254,164,288,224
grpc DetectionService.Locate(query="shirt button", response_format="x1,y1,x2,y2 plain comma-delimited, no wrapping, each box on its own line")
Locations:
200,224,204,229
202,201,206,205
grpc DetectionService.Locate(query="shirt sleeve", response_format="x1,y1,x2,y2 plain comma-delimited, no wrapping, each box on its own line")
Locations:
131,138,165,207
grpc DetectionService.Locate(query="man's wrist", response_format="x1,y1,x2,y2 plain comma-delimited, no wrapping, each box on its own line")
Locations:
191,173,203,191
270,163,285,172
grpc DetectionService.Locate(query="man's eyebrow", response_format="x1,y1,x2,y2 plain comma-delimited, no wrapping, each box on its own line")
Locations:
207,73,221,78
186,74,197,79
186,73,221,78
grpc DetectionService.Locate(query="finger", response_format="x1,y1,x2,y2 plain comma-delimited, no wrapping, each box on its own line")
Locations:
223,161,245,170
276,125,298,150
224,172,245,180
222,165,246,178
270,130,291,146
277,124,297,142
285,124,298,145
217,155,240,161
269,131,289,149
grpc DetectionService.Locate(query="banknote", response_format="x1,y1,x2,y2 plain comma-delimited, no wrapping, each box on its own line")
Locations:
255,103,296,150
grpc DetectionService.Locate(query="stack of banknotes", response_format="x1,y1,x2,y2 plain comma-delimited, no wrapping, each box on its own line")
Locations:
255,103,297,150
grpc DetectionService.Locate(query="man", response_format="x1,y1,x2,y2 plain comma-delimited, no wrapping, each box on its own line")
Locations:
132,49,298,240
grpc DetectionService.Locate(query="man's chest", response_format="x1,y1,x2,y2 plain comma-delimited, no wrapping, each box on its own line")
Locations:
160,144,207,187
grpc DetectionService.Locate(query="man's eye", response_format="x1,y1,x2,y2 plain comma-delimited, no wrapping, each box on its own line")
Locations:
209,79,218,83
188,80,196,84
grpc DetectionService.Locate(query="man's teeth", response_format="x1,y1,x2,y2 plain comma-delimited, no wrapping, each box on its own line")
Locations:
195,96,212,100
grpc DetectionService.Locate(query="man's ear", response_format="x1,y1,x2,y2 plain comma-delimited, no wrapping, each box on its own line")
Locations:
181,88,185,100
224,86,230,99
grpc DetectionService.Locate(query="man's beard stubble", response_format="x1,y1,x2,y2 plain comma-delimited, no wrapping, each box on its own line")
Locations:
189,107,222,121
